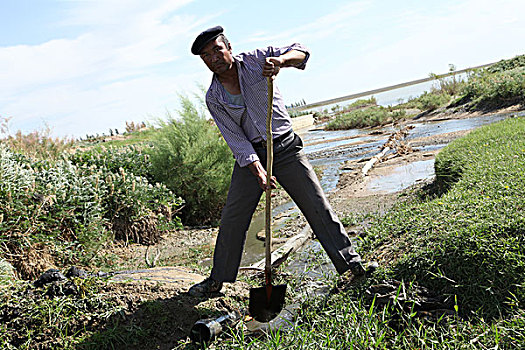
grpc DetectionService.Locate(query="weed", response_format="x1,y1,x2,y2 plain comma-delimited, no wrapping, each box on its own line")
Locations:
0,144,183,279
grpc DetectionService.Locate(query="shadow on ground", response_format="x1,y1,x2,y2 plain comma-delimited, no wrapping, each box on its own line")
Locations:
77,290,231,350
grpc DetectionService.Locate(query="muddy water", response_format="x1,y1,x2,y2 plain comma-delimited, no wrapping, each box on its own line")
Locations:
367,159,435,193
240,111,521,267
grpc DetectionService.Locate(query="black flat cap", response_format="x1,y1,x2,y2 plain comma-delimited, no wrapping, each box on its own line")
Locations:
191,25,224,55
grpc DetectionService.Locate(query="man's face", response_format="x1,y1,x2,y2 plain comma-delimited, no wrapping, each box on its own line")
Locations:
199,38,234,75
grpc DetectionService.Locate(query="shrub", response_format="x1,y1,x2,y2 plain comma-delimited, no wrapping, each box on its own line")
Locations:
325,106,406,130
69,145,153,182
403,91,452,111
416,91,452,111
0,144,183,279
69,146,183,242
486,54,525,73
0,145,107,278
347,96,377,108
148,95,234,225
462,68,525,107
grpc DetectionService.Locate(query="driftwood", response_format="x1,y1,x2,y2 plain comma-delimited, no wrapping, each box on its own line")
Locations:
247,226,313,271
361,125,414,176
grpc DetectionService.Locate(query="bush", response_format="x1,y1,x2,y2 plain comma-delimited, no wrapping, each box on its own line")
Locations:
0,144,183,279
347,96,377,109
462,68,525,107
404,91,452,111
148,95,234,225
417,91,451,110
325,106,406,130
69,145,154,182
486,54,525,73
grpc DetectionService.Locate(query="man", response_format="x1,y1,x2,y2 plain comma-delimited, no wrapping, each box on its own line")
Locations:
188,26,364,297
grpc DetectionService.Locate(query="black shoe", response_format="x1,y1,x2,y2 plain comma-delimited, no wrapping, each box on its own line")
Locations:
348,262,366,277
188,277,223,297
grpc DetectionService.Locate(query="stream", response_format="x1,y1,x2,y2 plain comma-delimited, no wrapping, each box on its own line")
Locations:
239,110,522,269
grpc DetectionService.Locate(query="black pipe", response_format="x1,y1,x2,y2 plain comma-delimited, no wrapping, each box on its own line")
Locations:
189,311,241,344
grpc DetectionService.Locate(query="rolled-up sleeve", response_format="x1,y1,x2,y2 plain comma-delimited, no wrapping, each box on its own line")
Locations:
246,43,310,70
206,96,260,167
273,43,310,70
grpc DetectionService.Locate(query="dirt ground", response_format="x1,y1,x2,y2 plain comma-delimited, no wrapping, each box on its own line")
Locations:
94,104,523,348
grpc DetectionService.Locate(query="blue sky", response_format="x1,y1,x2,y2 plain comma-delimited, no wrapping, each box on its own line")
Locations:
1,0,524,138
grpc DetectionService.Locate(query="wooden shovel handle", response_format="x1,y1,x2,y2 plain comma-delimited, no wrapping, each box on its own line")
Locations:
265,77,273,285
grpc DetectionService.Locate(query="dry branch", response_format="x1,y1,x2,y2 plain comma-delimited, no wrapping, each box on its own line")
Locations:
361,125,414,176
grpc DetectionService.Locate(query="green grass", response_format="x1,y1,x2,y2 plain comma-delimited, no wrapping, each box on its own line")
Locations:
361,117,525,317
0,277,124,350
219,295,525,349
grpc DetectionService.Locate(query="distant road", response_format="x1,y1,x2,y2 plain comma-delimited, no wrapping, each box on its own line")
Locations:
289,62,495,112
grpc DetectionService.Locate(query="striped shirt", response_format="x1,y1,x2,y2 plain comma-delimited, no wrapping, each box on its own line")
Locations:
205,43,310,167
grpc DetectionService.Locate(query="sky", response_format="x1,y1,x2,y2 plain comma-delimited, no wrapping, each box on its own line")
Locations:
1,0,524,139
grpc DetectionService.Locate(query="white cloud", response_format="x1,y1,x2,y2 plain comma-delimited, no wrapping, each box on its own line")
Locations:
239,0,372,46
2,0,525,137
302,0,525,102
0,0,212,137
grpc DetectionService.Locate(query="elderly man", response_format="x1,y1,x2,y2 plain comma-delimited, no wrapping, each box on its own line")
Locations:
188,26,364,297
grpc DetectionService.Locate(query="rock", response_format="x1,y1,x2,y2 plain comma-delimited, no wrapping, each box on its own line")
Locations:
0,259,15,280
65,266,88,278
45,280,78,297
34,269,66,287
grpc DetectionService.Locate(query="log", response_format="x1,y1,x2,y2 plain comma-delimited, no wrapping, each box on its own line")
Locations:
247,226,313,271
361,146,391,176
361,125,414,176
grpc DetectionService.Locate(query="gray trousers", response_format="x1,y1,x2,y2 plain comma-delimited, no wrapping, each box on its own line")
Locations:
210,131,361,282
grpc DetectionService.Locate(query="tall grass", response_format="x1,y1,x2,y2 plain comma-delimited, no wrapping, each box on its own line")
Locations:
0,116,75,161
148,94,234,225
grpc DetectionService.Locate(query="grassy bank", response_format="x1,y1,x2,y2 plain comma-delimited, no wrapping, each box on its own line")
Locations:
291,116,524,349
360,116,525,319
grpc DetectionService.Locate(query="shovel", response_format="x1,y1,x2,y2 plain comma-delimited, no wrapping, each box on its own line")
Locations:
248,77,287,323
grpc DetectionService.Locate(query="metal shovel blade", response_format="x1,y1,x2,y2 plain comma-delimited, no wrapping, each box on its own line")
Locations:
249,284,287,323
